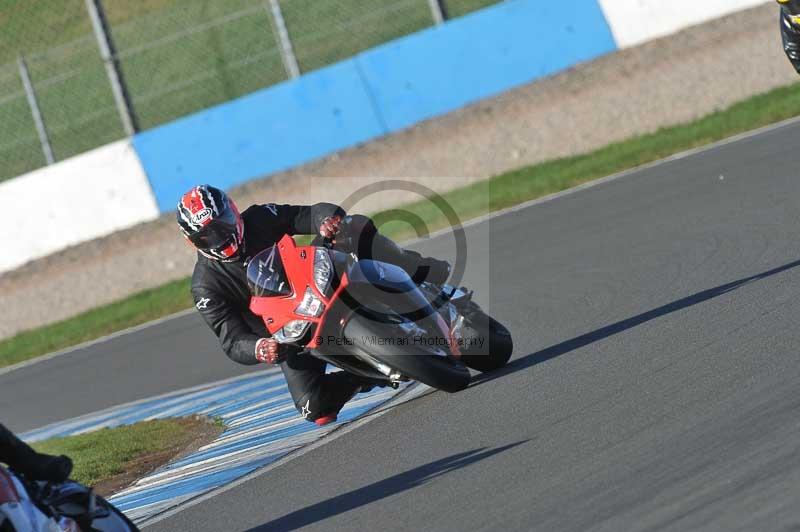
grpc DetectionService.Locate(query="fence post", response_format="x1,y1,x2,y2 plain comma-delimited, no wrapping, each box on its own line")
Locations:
17,55,55,165
266,0,300,79
427,0,447,25
84,0,139,135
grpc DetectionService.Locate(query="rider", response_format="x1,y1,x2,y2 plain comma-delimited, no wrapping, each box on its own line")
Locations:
0,423,72,482
779,0,800,73
178,185,451,425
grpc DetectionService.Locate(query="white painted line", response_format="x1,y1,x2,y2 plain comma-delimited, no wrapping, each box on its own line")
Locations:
22,369,281,442
139,383,433,528
26,369,417,524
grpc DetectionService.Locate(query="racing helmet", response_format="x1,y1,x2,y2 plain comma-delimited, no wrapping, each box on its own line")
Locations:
177,185,245,261
779,0,800,28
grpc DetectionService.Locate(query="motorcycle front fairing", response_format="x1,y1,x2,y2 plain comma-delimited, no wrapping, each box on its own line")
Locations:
310,254,456,380
311,256,441,380
339,258,460,357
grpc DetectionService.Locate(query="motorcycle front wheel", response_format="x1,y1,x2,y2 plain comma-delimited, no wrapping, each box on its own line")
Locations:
458,311,514,373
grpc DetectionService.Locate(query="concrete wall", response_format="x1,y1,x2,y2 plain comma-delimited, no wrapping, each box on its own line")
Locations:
598,0,769,48
0,139,158,272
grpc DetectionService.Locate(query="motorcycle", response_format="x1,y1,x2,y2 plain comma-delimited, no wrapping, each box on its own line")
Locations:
0,465,138,532
247,234,513,393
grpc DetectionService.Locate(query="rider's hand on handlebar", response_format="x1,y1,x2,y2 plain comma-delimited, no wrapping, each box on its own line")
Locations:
319,215,343,240
255,338,287,365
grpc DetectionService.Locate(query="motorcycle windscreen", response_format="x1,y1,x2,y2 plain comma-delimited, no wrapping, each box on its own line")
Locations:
247,246,293,297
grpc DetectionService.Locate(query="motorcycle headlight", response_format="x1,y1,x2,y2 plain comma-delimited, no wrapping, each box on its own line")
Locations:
273,320,311,343
314,248,333,295
295,287,325,318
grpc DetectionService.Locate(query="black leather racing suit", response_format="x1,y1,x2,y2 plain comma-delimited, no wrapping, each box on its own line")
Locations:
191,202,441,422
780,6,800,73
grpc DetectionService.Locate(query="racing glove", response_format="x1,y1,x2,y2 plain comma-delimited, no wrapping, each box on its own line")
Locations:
255,338,288,365
319,215,343,239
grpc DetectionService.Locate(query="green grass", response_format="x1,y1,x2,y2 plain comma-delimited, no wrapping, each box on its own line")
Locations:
0,278,192,368
32,417,221,488
0,0,501,181
1,81,799,368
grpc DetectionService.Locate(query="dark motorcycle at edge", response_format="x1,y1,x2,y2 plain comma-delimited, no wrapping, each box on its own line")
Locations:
0,464,138,531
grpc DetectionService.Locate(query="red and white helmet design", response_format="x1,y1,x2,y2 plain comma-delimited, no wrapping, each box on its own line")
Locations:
177,185,244,261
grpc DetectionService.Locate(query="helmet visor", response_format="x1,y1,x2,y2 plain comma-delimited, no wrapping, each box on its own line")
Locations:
186,208,239,251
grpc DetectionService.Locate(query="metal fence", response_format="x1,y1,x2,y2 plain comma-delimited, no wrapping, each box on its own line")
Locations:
0,0,500,183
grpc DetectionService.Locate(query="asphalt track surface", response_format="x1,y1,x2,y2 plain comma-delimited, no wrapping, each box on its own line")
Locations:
5,119,800,530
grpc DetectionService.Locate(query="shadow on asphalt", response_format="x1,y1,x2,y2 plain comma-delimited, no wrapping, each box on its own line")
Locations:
471,258,800,388
245,441,528,531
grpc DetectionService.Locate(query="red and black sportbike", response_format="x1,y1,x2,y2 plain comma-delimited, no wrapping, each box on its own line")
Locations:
247,235,513,392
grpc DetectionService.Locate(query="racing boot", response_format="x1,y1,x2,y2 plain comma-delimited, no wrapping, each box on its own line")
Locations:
309,375,390,426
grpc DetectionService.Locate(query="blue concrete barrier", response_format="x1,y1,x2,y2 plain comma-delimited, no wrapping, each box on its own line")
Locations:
134,0,618,212
133,60,385,212
356,0,617,132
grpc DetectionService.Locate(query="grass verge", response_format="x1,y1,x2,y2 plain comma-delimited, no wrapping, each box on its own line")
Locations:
2,81,799,368
32,417,223,496
0,278,193,368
